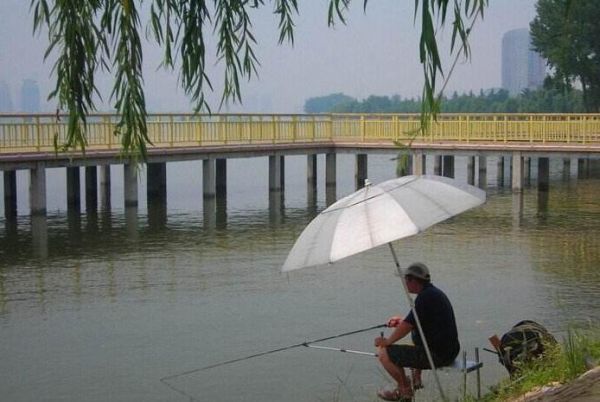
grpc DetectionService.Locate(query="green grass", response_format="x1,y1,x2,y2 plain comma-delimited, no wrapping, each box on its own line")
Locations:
474,328,600,402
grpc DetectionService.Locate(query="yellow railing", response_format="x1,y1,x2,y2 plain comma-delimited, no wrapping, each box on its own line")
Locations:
1,113,600,154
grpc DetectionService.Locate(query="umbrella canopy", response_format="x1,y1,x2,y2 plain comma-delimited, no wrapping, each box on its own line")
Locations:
282,175,486,272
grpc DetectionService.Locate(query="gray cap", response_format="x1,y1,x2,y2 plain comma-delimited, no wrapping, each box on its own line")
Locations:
404,262,431,281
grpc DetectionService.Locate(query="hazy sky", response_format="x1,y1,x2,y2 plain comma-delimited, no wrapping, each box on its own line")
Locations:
0,0,537,113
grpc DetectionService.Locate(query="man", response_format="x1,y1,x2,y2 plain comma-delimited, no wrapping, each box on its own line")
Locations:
374,263,460,401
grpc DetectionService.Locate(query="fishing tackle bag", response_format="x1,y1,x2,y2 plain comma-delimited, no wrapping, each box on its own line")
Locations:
498,320,557,374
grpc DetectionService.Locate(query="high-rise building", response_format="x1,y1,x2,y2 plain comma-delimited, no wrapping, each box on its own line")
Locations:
20,79,40,112
0,80,13,112
501,28,546,96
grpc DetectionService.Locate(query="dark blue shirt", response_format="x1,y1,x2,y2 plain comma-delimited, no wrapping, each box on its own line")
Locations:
404,283,460,364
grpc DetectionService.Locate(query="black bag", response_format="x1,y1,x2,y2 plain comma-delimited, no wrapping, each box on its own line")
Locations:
498,320,557,375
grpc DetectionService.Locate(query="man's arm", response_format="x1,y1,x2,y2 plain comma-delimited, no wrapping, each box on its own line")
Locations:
374,320,414,347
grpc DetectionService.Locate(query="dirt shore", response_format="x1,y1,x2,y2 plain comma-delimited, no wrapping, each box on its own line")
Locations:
508,366,600,401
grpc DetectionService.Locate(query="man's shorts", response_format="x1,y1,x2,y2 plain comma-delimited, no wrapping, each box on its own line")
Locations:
386,345,432,369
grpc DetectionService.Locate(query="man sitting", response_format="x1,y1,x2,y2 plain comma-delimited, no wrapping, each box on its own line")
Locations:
374,263,460,401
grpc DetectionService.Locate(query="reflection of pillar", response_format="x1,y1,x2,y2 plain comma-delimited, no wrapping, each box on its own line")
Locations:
496,157,505,187
67,167,80,211
125,206,138,239
216,194,227,229
467,156,475,185
442,155,454,178
355,153,368,189
537,188,549,218
577,158,588,179
203,159,216,198
29,163,46,216
203,196,216,229
124,164,138,207
216,158,227,199
268,155,282,192
85,166,98,212
412,152,425,175
147,196,167,230
433,155,442,176
268,191,284,225
478,156,487,189
4,170,17,219
512,192,524,227
511,152,523,193
307,154,317,206
31,214,48,259
99,165,111,210
538,157,550,192
326,185,336,207
562,158,571,180
524,157,531,186
280,155,285,192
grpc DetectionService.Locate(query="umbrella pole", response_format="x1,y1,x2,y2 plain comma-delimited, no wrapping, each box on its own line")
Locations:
388,243,448,402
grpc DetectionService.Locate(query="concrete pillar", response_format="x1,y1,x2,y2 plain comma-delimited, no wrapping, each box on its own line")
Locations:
326,153,336,187
434,155,442,176
355,153,368,189
216,158,227,199
511,152,524,192
524,157,531,185
442,155,454,178
66,167,80,210
412,152,426,176
29,163,46,215
497,157,505,187
512,192,524,227
4,170,17,219
280,155,285,191
85,166,98,211
478,156,487,188
99,165,111,209
124,164,138,207
467,156,475,185
147,162,167,203
577,158,588,179
307,154,317,205
538,157,550,192
268,155,282,192
203,159,216,198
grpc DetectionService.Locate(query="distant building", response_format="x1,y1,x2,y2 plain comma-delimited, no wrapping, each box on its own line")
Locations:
501,28,546,96
20,79,40,112
0,80,13,112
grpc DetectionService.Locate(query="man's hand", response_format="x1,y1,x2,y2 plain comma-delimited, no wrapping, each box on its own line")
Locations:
374,336,387,348
387,316,403,328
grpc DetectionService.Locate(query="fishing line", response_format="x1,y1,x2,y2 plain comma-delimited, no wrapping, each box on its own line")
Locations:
160,323,386,385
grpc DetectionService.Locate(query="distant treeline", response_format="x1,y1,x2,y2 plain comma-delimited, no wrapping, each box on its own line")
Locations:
304,89,585,114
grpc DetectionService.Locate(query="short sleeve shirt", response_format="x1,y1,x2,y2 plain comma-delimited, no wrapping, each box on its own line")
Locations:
404,283,460,364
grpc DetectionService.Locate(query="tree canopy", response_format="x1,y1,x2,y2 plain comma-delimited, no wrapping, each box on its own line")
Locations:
530,0,600,112
30,0,488,159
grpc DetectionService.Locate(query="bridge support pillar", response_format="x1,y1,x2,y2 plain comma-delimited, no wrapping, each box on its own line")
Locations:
355,154,368,189
497,157,505,187
124,164,138,207
577,158,589,179
269,155,282,192
147,163,167,203
412,152,425,175
467,156,475,185
562,158,571,180
67,167,80,211
29,163,46,216
85,166,98,211
216,159,227,199
280,156,285,192
4,170,17,219
442,155,454,178
307,154,317,205
99,165,111,210
326,153,336,206
538,157,550,192
478,156,487,188
511,152,524,193
524,157,531,185
433,155,442,176
203,159,216,198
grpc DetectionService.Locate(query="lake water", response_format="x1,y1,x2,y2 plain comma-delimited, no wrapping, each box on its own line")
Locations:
1,155,599,401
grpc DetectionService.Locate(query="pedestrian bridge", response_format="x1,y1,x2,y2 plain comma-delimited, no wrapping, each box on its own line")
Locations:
1,113,600,156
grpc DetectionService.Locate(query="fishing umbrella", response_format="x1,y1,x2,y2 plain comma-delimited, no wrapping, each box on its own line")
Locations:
282,174,486,400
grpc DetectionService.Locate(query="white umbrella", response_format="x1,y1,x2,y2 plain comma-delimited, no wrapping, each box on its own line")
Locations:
282,175,486,272
281,174,486,401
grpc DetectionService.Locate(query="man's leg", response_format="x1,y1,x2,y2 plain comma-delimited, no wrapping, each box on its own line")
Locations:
377,346,412,394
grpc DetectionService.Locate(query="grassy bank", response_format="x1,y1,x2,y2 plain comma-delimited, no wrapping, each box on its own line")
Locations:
476,328,600,401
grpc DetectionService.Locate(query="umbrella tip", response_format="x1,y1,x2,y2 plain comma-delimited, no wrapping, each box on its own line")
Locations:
364,179,371,187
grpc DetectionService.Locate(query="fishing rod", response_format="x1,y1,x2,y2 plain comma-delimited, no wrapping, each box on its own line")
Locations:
160,323,386,383
303,344,377,357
